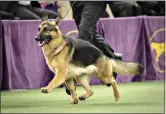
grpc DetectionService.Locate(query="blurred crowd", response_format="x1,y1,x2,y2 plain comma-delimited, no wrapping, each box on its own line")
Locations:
0,1,165,20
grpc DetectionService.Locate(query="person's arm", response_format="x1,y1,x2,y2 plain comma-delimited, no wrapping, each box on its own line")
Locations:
57,0,73,20
106,4,114,18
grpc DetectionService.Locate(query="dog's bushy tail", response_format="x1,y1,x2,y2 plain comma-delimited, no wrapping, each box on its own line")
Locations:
110,59,144,75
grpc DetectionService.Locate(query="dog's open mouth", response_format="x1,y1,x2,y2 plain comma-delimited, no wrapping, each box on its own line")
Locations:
38,40,48,47
35,35,52,47
37,38,51,47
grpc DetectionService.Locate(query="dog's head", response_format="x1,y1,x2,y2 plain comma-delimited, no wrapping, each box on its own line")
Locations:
35,13,61,47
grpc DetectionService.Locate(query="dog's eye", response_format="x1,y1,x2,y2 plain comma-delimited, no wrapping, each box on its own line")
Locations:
43,26,49,32
38,28,40,31
43,27,47,30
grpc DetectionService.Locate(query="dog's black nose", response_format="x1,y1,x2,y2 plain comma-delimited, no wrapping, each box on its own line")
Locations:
35,36,40,41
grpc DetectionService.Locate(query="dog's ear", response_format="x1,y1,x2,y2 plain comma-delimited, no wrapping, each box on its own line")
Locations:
41,13,48,22
55,16,61,25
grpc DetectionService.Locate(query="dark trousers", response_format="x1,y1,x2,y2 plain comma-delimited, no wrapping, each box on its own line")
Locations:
13,4,40,19
0,10,14,19
15,4,58,20
71,1,117,59
7,3,58,20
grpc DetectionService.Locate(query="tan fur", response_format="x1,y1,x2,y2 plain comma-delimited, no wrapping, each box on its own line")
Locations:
37,14,144,104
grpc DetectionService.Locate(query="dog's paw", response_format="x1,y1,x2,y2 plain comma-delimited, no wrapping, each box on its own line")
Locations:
69,99,78,104
79,96,86,101
41,87,51,93
79,91,93,101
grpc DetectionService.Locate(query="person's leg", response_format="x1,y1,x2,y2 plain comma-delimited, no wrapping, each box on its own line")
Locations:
0,10,14,19
77,2,105,42
70,1,82,29
13,4,40,19
78,2,122,59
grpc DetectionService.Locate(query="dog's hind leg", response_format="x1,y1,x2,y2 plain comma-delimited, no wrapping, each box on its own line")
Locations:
75,65,97,101
101,75,119,102
96,56,120,101
65,79,78,104
110,77,119,101
76,75,93,101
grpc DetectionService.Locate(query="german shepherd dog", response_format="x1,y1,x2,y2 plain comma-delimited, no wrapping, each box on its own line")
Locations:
35,14,144,104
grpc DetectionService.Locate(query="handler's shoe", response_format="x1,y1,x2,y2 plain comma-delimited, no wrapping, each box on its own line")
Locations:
114,53,123,61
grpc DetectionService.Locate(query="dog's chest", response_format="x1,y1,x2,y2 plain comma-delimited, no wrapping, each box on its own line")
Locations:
45,59,56,73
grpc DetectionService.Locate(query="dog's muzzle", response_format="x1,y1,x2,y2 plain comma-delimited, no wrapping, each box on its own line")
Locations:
35,35,52,47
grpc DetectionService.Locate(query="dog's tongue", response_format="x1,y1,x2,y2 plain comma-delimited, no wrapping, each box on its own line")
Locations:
38,41,45,47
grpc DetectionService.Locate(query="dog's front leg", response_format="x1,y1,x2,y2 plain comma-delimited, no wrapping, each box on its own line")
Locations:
41,68,67,93
65,79,78,104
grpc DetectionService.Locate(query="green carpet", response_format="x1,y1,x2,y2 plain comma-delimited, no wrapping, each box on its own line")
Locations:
1,81,164,113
